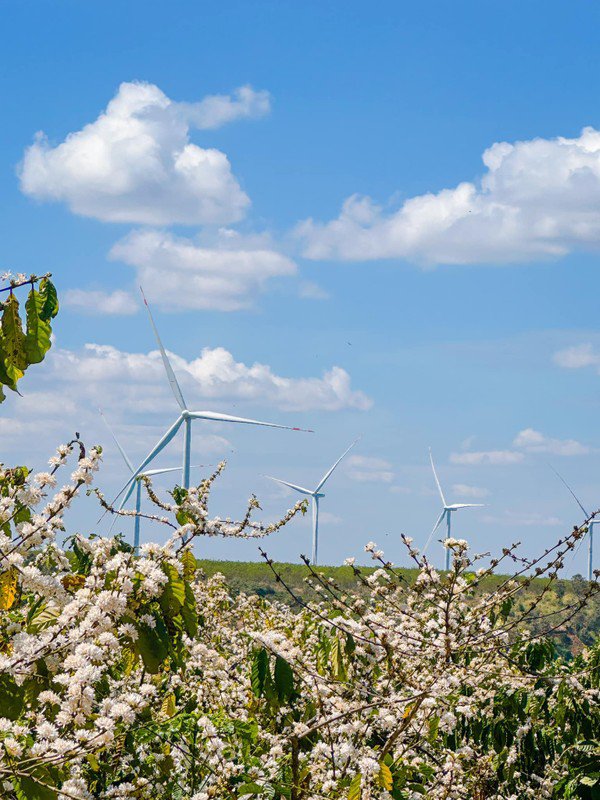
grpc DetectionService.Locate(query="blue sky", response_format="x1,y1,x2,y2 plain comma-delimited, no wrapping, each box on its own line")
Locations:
2,0,600,571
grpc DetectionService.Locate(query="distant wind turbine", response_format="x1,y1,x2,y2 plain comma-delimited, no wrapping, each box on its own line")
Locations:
113,289,313,511
424,449,484,570
550,465,595,582
266,439,359,565
100,409,202,550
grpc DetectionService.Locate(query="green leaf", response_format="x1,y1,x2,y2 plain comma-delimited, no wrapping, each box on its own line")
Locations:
14,773,58,800
0,673,24,720
24,286,52,364
251,647,269,697
27,604,60,634
136,619,169,673
348,773,362,800
38,278,59,321
160,563,186,617
331,636,347,681
1,294,27,386
274,655,294,703
238,783,265,796
180,582,198,638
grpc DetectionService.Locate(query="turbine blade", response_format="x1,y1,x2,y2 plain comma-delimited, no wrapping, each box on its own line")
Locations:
549,464,589,518
141,286,187,411
99,408,134,473
423,509,446,555
189,410,313,432
112,416,184,505
315,437,360,493
429,448,446,507
265,476,314,496
454,503,485,509
142,464,207,477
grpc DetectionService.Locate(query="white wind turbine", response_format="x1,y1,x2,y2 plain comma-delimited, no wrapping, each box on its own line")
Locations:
114,289,313,511
550,465,596,582
424,449,484,570
100,410,204,551
265,439,359,565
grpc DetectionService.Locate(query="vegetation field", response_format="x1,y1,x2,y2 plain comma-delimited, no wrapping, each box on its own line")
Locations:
198,559,600,653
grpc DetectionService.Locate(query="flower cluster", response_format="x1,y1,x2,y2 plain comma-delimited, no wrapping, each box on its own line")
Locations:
0,443,598,799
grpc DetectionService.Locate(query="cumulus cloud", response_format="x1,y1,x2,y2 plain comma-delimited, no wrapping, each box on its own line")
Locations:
450,450,524,466
452,484,490,499
297,126,600,265
513,428,589,456
110,228,296,311
482,510,563,528
347,455,393,483
19,81,269,225
554,343,600,370
451,428,589,466
44,342,371,413
64,288,138,315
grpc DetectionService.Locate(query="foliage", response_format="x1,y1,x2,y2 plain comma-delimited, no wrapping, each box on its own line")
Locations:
0,272,58,403
0,443,598,799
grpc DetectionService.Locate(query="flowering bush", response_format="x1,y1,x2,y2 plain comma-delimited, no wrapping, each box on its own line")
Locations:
0,442,598,799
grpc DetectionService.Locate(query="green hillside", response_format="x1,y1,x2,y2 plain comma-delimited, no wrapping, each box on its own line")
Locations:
197,559,600,654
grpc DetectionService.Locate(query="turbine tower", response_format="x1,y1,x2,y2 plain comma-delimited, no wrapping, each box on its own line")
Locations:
114,290,312,510
550,465,595,582
100,409,198,550
424,449,484,570
266,439,358,565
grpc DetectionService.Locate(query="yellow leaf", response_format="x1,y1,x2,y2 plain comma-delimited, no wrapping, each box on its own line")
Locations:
122,649,137,676
161,693,176,718
379,763,393,791
0,567,18,610
181,550,196,582
402,704,413,719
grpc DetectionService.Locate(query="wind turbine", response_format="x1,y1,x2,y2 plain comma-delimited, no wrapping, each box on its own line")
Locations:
550,465,595,582
114,289,313,511
424,449,484,570
100,409,202,550
265,439,358,565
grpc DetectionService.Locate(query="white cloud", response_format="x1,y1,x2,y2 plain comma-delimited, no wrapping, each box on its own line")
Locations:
39,341,371,414
110,228,296,311
19,81,269,225
450,428,589,468
450,450,525,466
513,428,589,456
482,510,563,528
297,126,600,265
347,455,393,483
452,483,490,499
554,343,600,370
178,85,271,130
64,288,138,315
298,281,329,300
